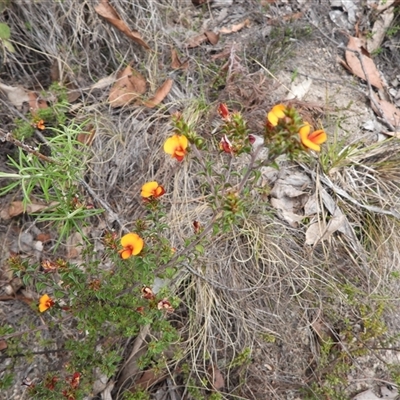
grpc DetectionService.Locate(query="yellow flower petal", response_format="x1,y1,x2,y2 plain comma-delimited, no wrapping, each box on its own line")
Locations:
177,134,188,149
141,181,159,198
163,135,188,161
120,233,144,257
39,294,54,312
163,135,178,155
267,104,286,126
299,122,311,139
272,104,286,118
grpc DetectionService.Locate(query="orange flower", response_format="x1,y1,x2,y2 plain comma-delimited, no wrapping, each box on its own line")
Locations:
141,181,165,199
219,135,233,153
36,120,45,130
267,104,286,126
163,134,188,161
299,123,327,152
39,294,55,312
119,233,144,259
218,103,230,120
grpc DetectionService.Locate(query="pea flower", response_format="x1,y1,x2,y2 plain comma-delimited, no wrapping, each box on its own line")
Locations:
119,233,144,259
157,298,174,313
163,134,188,161
218,103,230,121
141,181,165,199
267,104,286,126
299,122,327,152
39,294,55,312
141,286,155,300
219,135,234,153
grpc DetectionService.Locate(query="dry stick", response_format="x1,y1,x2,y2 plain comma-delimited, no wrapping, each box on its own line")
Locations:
1,315,74,341
78,179,125,229
0,348,69,362
0,129,61,165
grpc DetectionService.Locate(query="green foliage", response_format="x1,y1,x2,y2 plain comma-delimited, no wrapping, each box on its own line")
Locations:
0,122,103,244
0,21,14,53
14,83,70,140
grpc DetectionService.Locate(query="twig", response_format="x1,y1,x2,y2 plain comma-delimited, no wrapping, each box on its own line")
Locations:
78,179,125,229
0,348,69,362
0,129,61,165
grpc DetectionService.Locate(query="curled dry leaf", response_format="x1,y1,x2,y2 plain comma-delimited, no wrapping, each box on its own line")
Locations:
4,201,58,219
286,78,313,100
345,36,383,89
371,93,400,129
219,18,250,34
95,0,150,50
91,74,117,90
0,83,47,112
171,48,189,70
66,231,83,260
186,32,208,48
133,369,166,390
305,214,346,246
211,366,224,390
77,125,96,146
109,65,147,108
143,78,173,108
204,31,219,45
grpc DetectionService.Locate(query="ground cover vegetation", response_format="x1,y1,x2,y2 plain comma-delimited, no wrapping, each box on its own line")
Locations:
1,1,400,399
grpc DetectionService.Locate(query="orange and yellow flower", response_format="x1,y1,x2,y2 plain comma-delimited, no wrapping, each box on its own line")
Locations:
119,233,144,259
141,181,165,199
299,122,327,152
39,294,55,312
163,134,188,162
267,104,286,127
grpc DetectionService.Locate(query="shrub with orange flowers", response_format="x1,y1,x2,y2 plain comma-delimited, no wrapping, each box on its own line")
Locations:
4,95,329,400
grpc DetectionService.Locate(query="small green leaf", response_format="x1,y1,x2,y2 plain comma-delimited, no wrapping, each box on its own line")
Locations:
3,39,15,53
0,22,10,40
165,267,176,279
195,244,204,254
